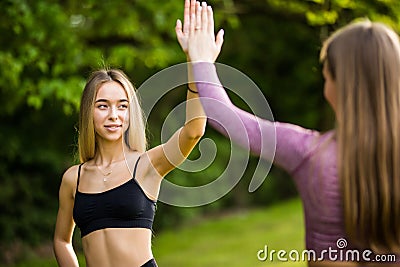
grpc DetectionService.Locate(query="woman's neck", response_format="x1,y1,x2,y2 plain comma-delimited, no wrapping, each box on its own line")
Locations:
95,139,128,166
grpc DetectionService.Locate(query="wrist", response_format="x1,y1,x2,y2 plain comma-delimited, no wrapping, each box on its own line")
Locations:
190,58,214,63
188,87,198,94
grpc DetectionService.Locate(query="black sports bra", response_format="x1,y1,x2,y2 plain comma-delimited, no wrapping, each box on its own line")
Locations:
73,157,156,237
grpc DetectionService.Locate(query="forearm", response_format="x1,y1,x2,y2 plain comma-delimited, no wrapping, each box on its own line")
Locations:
193,62,267,156
184,62,206,138
54,240,79,267
192,63,331,176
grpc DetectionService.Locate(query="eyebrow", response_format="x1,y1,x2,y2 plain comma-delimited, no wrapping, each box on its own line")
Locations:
95,99,129,103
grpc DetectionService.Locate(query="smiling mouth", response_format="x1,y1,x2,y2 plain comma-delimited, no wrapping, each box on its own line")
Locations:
104,125,122,130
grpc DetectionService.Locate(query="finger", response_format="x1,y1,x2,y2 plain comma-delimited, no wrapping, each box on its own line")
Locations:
196,2,202,30
216,29,225,50
175,19,186,44
190,0,196,21
175,19,182,35
207,5,214,35
183,0,190,34
201,2,208,32
189,0,196,34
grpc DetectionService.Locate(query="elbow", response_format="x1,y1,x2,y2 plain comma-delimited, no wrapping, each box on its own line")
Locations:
187,127,206,140
53,239,61,263
184,118,206,140
53,237,62,257
53,236,68,255
195,127,206,139
53,238,74,267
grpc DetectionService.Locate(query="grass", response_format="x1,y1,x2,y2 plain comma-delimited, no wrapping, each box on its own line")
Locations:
153,198,306,267
9,198,306,267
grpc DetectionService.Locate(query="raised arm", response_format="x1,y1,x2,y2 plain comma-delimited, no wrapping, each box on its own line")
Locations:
185,1,273,159
145,0,206,177
186,1,322,173
193,63,271,157
192,66,322,172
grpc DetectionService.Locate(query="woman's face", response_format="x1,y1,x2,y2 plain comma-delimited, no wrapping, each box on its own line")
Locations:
323,62,337,114
93,81,129,143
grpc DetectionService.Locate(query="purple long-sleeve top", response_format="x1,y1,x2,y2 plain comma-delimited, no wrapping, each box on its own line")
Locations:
193,62,351,258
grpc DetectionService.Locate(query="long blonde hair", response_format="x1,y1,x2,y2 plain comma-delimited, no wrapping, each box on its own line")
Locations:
78,69,147,163
320,20,400,252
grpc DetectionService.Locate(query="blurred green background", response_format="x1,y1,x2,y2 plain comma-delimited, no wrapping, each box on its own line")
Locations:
1,0,399,266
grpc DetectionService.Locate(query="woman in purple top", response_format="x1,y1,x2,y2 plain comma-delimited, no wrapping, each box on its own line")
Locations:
179,1,400,266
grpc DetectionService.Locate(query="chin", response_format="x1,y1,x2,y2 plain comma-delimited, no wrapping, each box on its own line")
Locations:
97,133,124,143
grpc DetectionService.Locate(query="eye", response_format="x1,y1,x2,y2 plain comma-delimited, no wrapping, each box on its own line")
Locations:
96,104,108,109
118,104,128,110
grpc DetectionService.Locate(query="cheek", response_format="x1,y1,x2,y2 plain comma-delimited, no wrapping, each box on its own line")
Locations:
93,110,102,125
122,111,129,130
93,110,106,131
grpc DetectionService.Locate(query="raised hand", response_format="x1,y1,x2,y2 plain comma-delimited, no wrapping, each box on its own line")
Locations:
187,1,224,63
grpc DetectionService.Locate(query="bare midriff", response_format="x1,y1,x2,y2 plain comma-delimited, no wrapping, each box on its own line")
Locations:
82,228,153,267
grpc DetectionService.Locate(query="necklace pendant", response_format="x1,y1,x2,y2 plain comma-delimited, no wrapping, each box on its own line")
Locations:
96,163,112,177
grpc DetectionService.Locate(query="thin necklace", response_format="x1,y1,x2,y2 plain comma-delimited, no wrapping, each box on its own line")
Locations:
96,143,133,182
95,163,112,182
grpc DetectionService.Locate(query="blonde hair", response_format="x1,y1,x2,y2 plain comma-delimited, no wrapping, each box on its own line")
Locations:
78,69,147,163
320,20,400,252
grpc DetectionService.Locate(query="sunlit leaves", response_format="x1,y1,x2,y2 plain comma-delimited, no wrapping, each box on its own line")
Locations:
306,10,338,26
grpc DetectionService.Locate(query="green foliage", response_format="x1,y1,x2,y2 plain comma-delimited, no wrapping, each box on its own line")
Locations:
1,0,85,114
1,0,399,264
264,0,400,31
0,101,77,251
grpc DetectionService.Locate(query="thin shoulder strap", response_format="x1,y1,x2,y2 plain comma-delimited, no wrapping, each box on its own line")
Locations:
76,163,84,190
132,156,141,178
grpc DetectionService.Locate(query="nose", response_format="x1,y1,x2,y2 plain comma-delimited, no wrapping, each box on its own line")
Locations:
109,106,118,120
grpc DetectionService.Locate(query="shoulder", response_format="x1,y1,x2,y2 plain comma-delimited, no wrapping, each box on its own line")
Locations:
273,122,330,173
274,121,324,149
60,164,81,191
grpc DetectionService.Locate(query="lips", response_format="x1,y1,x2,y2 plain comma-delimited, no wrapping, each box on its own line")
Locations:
104,124,122,131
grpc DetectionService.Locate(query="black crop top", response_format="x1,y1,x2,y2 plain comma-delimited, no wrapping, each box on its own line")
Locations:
73,157,156,237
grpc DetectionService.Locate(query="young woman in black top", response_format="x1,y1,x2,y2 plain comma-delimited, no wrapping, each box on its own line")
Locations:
53,1,205,266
